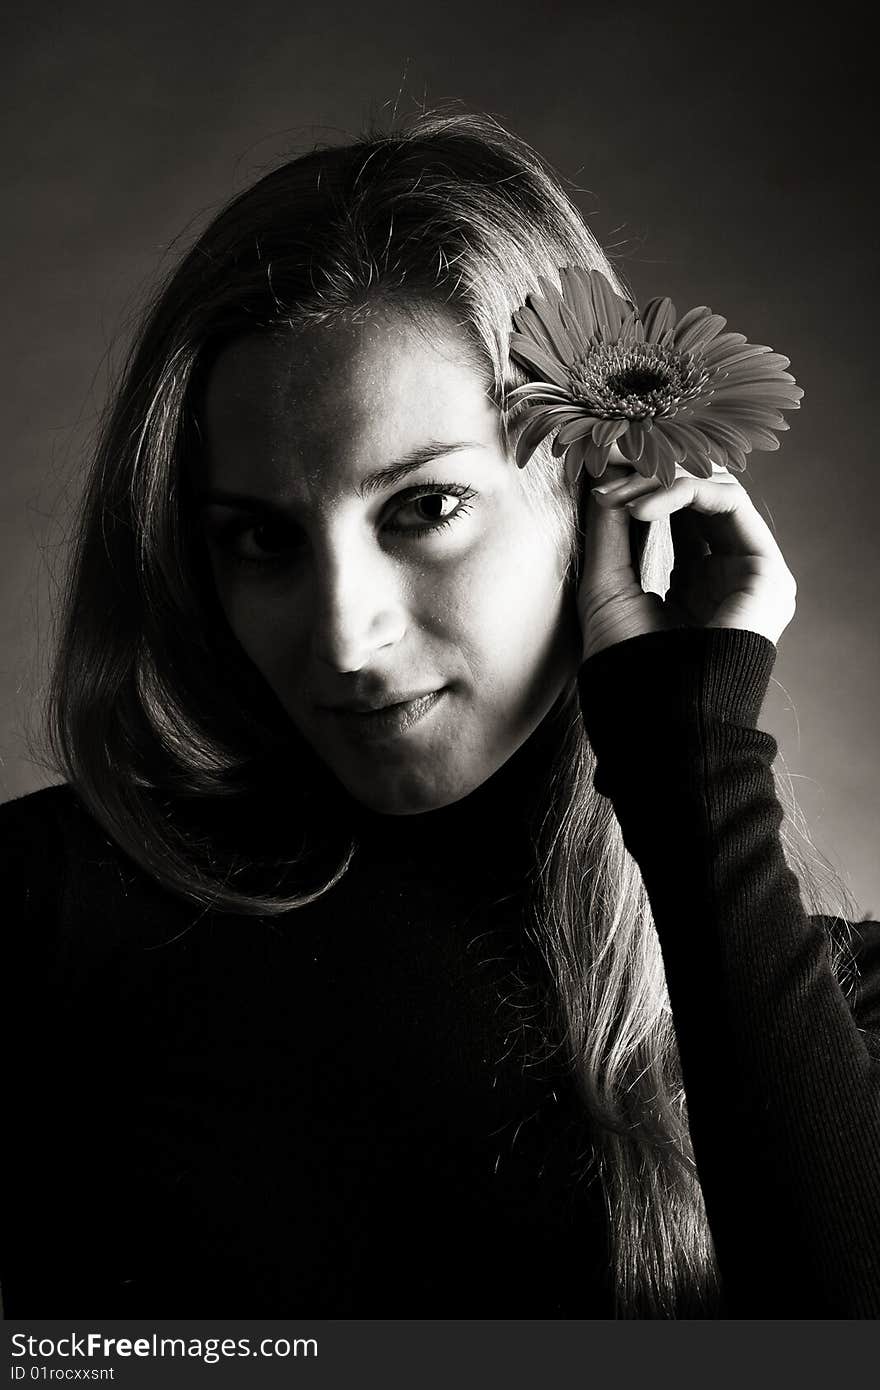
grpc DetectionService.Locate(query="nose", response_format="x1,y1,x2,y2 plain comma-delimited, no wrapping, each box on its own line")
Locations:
309,537,407,673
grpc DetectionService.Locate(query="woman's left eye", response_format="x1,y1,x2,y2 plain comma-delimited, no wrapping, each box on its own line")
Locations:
386,484,476,536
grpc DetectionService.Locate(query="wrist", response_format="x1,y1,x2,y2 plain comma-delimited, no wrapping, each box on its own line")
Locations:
579,626,778,734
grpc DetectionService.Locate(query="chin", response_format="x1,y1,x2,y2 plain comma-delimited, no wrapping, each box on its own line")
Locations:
342,762,486,817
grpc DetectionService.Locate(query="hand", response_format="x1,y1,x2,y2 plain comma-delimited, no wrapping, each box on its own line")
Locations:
578,446,797,662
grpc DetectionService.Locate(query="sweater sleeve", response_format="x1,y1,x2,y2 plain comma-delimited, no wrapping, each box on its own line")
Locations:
577,626,880,1318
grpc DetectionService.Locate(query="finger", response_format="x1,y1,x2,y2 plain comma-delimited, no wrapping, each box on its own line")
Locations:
592,473,664,506
591,442,645,491
591,459,718,508
580,481,636,585
624,471,779,558
577,455,633,566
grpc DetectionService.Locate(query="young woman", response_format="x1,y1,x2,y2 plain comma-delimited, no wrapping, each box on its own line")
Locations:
3,110,879,1320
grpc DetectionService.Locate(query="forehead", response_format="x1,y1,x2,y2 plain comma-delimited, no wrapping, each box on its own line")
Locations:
198,311,499,496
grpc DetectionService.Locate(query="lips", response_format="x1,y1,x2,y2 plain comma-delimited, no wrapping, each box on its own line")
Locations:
321,690,440,714
320,689,446,740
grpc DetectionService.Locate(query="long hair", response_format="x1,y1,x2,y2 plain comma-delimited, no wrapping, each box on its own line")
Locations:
41,107,860,1317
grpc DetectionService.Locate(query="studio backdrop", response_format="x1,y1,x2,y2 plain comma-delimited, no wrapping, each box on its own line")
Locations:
3,0,876,913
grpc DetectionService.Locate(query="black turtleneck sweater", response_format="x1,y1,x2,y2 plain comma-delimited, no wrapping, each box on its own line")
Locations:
2,627,879,1318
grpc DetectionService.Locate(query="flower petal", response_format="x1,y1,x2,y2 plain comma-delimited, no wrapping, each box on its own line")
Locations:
674,410,728,461
514,406,580,468
739,425,782,451
660,419,713,461
559,267,599,340
592,418,630,448
723,447,748,473
716,353,794,380
563,436,589,484
589,270,629,343
641,296,677,344
653,421,689,464
554,270,602,353
527,288,581,366
712,403,787,429
698,416,754,453
673,309,727,355
617,418,646,463
556,296,597,359
700,331,747,361
639,428,663,479
582,438,612,478
618,308,646,345
552,415,603,455
704,342,773,369
712,376,801,398
505,381,573,407
672,305,710,336
682,451,715,479
697,406,785,452
512,305,559,355
751,350,792,371
702,436,729,468
509,335,572,389
707,385,803,411
652,427,680,486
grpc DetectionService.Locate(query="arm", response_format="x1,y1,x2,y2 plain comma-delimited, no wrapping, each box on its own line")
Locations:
579,624,880,1316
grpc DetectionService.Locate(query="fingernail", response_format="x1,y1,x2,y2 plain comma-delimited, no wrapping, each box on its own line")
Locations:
591,485,610,494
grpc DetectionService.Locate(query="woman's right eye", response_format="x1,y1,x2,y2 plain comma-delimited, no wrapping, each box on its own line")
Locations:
209,519,301,572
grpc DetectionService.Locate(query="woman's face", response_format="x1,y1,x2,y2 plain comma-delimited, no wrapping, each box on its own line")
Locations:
196,309,581,814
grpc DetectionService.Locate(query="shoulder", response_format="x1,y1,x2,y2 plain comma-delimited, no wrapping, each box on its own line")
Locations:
0,782,105,866
0,783,201,993
0,782,125,927
0,785,77,991
0,782,76,865
1,780,79,831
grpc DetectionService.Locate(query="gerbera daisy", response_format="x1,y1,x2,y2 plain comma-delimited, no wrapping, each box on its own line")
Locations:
506,267,803,486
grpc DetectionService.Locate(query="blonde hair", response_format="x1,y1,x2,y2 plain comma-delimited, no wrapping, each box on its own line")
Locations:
42,107,860,1317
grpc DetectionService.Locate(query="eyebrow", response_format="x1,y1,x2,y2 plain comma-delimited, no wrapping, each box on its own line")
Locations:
196,440,485,512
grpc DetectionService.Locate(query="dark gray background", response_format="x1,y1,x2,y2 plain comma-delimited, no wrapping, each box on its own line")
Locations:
3,0,876,912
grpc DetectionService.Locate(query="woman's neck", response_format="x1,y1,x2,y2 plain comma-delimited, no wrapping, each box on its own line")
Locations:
342,685,578,860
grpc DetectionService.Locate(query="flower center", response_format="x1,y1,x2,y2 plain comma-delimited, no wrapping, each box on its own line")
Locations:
605,367,668,396
566,342,710,420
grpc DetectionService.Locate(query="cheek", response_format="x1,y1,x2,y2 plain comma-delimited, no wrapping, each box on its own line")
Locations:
478,518,567,619
432,524,572,675
216,578,310,684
